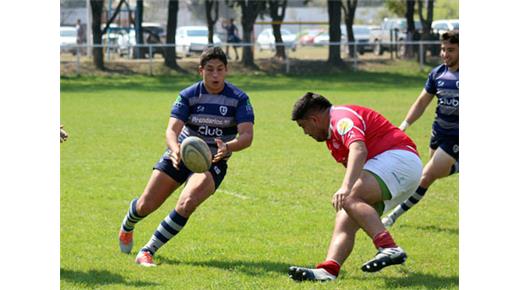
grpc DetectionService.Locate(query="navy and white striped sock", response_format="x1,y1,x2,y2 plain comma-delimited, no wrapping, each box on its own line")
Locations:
141,210,188,255
121,198,145,232
388,186,428,221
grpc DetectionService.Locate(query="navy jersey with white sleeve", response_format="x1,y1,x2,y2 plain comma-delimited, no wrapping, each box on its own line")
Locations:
424,64,459,136
170,81,254,159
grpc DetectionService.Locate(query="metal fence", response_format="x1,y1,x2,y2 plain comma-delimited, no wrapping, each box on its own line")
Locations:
60,40,442,75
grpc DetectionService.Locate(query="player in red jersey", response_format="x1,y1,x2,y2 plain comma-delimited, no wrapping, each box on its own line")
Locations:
288,92,422,282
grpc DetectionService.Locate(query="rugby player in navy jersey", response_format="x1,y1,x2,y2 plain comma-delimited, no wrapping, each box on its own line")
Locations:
382,31,459,227
118,47,254,266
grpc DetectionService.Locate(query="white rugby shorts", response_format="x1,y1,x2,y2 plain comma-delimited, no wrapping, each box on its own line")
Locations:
363,149,422,213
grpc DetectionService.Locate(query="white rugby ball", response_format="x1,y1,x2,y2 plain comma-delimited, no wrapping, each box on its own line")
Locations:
180,136,212,173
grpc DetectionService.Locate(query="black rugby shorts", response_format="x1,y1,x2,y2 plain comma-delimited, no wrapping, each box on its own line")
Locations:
429,129,459,161
153,156,228,190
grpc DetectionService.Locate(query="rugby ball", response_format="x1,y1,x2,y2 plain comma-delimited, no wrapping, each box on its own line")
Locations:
180,136,212,173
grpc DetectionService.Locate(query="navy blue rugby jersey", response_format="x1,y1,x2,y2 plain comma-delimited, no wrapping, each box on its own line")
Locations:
170,81,254,158
424,64,459,136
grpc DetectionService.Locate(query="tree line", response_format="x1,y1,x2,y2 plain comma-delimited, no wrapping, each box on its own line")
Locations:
88,0,438,70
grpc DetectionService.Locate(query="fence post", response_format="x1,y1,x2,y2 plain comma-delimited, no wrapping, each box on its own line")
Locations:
389,29,394,60
76,45,81,76
419,41,424,71
353,41,358,71
285,45,290,74
148,45,153,76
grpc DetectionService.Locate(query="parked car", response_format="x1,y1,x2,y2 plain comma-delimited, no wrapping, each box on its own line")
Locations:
345,25,373,55
102,28,123,54
297,28,326,46
369,18,423,56
313,32,331,46
175,26,221,57
432,19,459,35
60,26,77,54
256,28,297,52
312,25,371,54
115,23,167,58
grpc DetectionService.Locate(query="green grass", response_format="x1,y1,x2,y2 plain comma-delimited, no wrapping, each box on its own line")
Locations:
61,61,458,289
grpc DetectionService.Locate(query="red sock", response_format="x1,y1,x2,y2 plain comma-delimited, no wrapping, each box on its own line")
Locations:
316,260,340,277
373,230,397,249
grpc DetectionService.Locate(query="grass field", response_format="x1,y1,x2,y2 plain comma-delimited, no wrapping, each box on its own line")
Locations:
60,61,458,289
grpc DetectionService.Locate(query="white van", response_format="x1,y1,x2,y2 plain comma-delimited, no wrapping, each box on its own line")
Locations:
431,19,459,35
60,26,77,54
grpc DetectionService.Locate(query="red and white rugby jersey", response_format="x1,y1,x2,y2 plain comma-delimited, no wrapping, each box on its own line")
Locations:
326,105,418,164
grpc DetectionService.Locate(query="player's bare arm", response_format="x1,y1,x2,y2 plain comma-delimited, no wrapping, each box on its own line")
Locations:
400,89,434,131
332,141,368,212
165,117,185,169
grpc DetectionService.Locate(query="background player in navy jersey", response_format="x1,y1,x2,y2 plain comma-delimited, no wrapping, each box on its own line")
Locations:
382,31,459,227
221,18,241,61
118,47,254,266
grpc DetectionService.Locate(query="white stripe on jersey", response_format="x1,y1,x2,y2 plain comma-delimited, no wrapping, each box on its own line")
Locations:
332,106,366,130
341,126,365,143
352,125,365,135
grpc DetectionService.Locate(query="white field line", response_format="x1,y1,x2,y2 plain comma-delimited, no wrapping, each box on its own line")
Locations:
217,189,250,200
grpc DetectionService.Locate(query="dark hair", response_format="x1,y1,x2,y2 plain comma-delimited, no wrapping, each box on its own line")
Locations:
441,30,458,45
200,46,228,67
291,92,332,121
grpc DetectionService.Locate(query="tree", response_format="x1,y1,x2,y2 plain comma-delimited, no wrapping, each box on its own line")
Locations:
404,0,416,58
340,0,357,59
205,0,220,44
434,0,458,19
228,0,265,68
385,0,407,16
417,0,434,59
134,0,145,59
90,0,104,69
418,0,434,35
267,0,288,59
164,0,180,69
327,0,342,65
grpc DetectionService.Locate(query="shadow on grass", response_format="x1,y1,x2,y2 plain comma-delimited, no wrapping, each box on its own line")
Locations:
350,270,458,289
400,224,459,235
60,268,158,287
159,257,292,276
60,65,426,93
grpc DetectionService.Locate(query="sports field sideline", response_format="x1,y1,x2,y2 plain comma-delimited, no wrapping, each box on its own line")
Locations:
60,61,458,289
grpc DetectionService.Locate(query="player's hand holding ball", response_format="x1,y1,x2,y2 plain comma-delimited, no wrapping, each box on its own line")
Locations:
212,138,229,163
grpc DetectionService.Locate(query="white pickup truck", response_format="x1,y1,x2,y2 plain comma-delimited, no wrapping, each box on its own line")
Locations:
369,18,423,56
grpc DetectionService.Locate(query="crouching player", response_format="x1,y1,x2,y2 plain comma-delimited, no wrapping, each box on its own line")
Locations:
288,92,422,281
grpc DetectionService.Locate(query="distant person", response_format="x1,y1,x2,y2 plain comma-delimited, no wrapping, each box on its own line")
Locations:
75,19,86,55
117,47,255,267
60,125,68,143
221,18,241,61
382,30,459,227
288,93,422,281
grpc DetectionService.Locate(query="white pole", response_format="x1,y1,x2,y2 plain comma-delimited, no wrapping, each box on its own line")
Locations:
86,0,92,57
76,46,81,76
149,45,153,75
353,41,358,71
285,45,290,74
419,41,424,71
